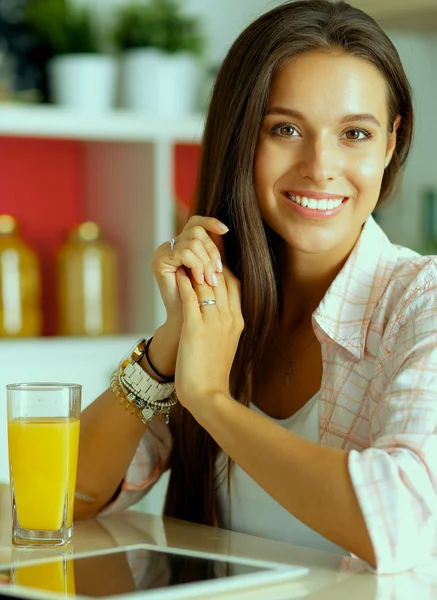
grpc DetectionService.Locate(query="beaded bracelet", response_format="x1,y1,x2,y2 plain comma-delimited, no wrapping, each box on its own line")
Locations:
120,372,177,410
110,369,177,425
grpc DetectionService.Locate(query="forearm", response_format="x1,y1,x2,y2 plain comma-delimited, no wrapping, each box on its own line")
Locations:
74,385,147,519
74,322,180,520
138,321,180,382
193,393,376,568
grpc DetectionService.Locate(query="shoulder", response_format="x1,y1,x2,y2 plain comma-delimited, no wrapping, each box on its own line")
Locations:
360,218,436,303
385,250,437,310
380,250,437,341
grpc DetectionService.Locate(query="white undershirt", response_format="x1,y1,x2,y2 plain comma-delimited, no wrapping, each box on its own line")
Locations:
215,391,349,556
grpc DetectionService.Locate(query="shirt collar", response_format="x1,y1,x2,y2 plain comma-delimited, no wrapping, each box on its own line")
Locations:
312,215,397,361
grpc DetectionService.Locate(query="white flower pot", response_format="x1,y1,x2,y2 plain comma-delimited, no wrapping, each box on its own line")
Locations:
121,48,199,116
48,54,117,111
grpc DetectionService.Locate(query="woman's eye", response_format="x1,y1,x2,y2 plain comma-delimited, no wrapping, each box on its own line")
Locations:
343,128,373,142
271,124,298,137
270,124,373,143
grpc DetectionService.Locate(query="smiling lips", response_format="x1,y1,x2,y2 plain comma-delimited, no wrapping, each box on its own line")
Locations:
284,192,347,211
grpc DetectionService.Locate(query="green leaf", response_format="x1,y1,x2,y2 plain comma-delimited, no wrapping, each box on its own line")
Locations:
112,0,205,56
25,0,100,55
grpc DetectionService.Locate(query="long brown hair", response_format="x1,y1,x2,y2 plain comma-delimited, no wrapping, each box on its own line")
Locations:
164,0,414,525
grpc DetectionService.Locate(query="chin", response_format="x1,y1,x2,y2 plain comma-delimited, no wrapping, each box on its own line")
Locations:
278,224,341,255
290,240,337,255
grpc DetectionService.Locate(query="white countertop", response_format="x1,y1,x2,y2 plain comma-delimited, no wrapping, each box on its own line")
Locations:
1,484,437,599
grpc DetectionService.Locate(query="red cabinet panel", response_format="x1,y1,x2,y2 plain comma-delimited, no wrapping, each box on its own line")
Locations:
0,138,86,335
0,138,200,336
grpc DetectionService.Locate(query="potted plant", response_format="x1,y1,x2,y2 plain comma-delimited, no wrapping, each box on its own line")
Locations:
113,0,205,115
25,0,117,111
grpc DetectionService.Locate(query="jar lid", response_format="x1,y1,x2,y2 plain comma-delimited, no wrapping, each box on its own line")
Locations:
70,221,101,242
0,215,18,235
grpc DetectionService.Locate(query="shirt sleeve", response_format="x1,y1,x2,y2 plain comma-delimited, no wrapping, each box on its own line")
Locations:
99,416,173,516
348,273,437,574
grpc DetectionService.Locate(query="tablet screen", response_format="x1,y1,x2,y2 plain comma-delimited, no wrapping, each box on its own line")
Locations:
0,546,290,599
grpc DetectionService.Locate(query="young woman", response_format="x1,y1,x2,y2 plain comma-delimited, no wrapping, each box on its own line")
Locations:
74,0,437,574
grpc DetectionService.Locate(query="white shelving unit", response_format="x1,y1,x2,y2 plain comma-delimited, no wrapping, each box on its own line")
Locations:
0,104,205,333
0,104,205,142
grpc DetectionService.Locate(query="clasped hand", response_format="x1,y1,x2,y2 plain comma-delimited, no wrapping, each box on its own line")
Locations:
150,215,244,418
174,265,244,418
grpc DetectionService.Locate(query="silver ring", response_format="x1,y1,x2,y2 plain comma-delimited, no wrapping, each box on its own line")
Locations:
199,300,216,307
169,238,176,252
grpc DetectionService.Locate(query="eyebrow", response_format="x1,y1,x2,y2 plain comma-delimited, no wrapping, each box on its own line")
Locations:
264,107,381,128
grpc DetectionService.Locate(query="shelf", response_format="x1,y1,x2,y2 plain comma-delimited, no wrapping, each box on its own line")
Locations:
0,106,202,335
0,104,205,143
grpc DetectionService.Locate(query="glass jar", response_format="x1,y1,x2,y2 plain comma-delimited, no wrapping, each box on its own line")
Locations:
57,221,118,335
0,215,42,337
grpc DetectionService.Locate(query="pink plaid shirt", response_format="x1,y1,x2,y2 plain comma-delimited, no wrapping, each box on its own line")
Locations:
101,216,437,575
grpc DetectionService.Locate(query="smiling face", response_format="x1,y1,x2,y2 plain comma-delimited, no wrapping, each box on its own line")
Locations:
254,50,400,258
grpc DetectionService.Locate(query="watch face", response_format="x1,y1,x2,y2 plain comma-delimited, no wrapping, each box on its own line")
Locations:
122,339,147,365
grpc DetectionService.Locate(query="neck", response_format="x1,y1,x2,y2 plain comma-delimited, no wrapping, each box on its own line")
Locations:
277,226,363,329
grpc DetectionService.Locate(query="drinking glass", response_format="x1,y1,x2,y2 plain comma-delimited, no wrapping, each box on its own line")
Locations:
7,383,81,546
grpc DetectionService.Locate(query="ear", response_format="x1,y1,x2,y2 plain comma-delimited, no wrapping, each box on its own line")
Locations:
385,114,401,163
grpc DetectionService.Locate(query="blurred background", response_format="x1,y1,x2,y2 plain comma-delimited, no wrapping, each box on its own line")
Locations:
0,0,437,506
1,0,437,339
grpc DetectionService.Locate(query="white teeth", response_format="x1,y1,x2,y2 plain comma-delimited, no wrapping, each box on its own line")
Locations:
286,193,343,210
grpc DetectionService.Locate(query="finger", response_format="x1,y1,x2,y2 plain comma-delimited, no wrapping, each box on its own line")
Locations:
155,237,217,287
184,215,229,238
191,276,218,320
177,237,216,286
210,271,229,313
165,247,207,285
176,268,201,322
199,233,225,273
183,218,228,264
207,232,226,265
182,225,225,276
221,266,243,318
185,234,221,286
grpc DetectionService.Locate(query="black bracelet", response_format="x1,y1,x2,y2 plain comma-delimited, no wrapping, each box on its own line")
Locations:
144,337,175,383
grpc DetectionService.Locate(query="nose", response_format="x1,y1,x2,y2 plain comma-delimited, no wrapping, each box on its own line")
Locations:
296,135,342,183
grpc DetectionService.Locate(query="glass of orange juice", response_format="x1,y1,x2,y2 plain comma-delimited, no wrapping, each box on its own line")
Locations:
7,383,81,546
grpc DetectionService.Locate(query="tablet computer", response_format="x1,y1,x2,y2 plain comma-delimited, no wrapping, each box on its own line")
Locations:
0,544,309,600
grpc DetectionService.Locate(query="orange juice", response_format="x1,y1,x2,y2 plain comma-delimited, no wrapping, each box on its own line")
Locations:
8,418,80,531
14,558,75,595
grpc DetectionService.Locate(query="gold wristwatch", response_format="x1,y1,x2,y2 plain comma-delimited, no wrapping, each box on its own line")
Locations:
111,339,177,425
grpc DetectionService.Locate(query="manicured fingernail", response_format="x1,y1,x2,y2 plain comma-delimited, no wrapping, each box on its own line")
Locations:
212,273,218,286
217,223,229,233
215,259,223,272
200,274,204,285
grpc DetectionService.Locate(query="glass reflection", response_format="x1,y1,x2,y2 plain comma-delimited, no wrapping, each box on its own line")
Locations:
2,547,266,597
